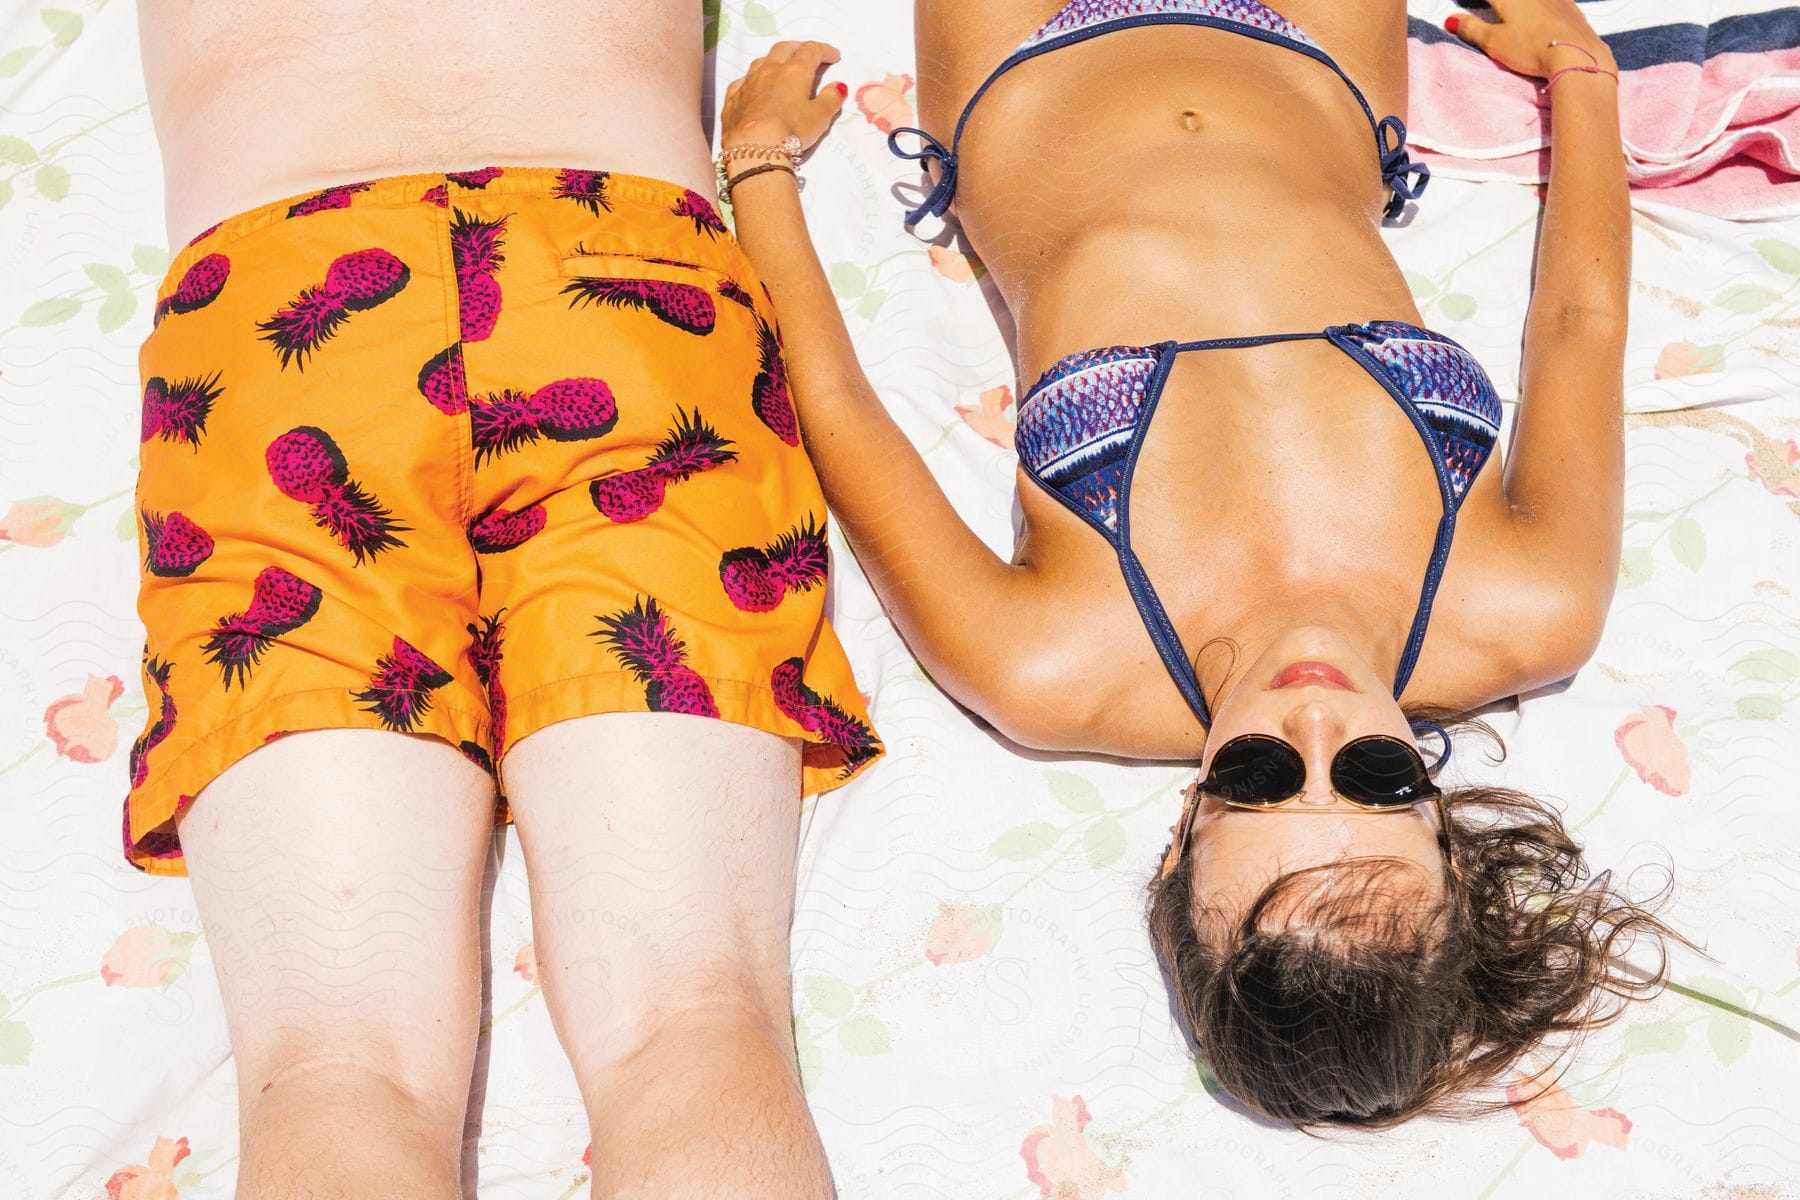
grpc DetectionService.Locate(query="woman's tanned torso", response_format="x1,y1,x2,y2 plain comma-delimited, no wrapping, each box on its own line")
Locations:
915,0,1543,754
137,1,716,247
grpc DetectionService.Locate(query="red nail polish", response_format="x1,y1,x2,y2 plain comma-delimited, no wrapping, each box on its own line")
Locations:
1445,14,1460,33
834,82,849,97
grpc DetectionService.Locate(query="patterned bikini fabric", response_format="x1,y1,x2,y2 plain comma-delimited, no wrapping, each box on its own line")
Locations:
1021,0,1318,51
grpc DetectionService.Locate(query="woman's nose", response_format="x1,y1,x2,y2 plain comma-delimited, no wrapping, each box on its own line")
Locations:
1280,701,1348,798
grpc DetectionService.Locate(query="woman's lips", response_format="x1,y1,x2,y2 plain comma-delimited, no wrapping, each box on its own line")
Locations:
1269,661,1356,691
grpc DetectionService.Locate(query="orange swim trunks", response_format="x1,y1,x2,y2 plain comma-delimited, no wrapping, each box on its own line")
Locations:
125,167,881,875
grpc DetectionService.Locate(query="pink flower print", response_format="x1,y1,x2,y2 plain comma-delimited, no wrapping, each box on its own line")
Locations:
44,674,124,763
1507,1076,1632,1159
856,73,916,134
956,385,1016,450
1746,436,1800,498
0,497,82,547
924,903,1000,965
514,941,537,984
1653,342,1724,380
1019,1095,1127,1199
100,924,200,988
1614,705,1690,796
929,245,986,283
103,1135,191,1200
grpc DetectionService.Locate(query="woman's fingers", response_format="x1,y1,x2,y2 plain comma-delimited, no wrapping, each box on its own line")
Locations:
812,80,850,124
1446,10,1496,51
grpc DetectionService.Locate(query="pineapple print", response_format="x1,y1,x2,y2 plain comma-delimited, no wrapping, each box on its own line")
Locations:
417,344,469,415
141,510,215,578
448,167,503,189
153,254,230,326
352,637,454,733
140,373,224,450
718,278,757,311
468,504,547,553
258,248,411,370
589,408,737,523
673,189,728,238
718,516,828,613
553,169,613,215
749,316,799,445
450,208,507,343
469,377,618,465
286,182,372,218
771,658,881,775
127,655,177,790
200,565,324,690
561,276,717,335
265,426,411,564
592,596,719,718
468,612,508,752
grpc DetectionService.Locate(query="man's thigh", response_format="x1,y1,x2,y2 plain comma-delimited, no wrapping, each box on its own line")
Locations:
500,712,804,1060
175,728,498,1103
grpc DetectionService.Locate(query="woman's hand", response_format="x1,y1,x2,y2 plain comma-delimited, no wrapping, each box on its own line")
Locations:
721,41,849,151
1446,0,1617,78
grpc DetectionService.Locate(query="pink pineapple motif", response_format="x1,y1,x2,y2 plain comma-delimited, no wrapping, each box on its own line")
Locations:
153,254,229,326
458,741,494,773
142,510,214,578
417,344,469,415
451,208,507,342
286,182,372,218
592,596,719,717
352,637,454,733
589,408,737,523
468,612,508,751
750,316,799,445
200,565,323,690
448,167,503,188
718,278,756,311
127,656,176,790
258,247,411,370
771,658,882,773
468,504,546,553
265,426,410,564
719,515,828,613
673,189,728,237
561,275,716,335
140,373,224,449
554,169,613,215
420,183,448,208
469,377,618,464
186,221,222,247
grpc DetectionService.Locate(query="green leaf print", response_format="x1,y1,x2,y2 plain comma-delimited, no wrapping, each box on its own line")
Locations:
1621,1014,1685,1056
855,289,888,320
836,1012,891,1056
0,178,12,211
1617,547,1653,588
0,1020,30,1065
96,291,136,333
743,1,778,37
1714,284,1780,313
1045,770,1102,813
1752,238,1800,275
0,135,34,163
1438,292,1476,321
115,504,138,541
0,47,38,79
40,8,82,47
1402,270,1437,301
828,262,868,301
20,296,81,326
1083,818,1126,870
34,163,69,201
1736,694,1784,721
1669,517,1705,571
703,0,724,52
83,263,129,293
1731,648,1800,684
988,820,1061,860
131,244,169,277
803,974,854,1019
1707,1014,1751,1065
795,1024,822,1085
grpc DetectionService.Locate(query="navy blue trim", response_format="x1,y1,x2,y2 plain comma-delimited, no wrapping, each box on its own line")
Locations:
893,9,1427,226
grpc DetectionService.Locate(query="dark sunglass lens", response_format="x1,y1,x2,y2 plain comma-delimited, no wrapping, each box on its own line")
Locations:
1333,738,1433,806
1206,737,1305,806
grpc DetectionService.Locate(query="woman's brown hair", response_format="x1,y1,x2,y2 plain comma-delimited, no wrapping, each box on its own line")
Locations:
1145,705,1689,1129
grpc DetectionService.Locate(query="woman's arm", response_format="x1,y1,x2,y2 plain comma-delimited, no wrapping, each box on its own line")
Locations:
1451,1,1630,671
720,43,1037,722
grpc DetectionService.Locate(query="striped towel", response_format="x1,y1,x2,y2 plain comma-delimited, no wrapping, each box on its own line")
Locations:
1407,5,1800,215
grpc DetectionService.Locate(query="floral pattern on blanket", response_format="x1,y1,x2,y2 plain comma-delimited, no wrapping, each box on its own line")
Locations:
3,3,1798,1199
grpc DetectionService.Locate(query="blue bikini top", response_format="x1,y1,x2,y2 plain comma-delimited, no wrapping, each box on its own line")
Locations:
887,0,1429,225
1013,322,1503,726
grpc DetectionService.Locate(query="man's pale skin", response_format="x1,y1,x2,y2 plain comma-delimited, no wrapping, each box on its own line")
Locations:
138,4,832,1197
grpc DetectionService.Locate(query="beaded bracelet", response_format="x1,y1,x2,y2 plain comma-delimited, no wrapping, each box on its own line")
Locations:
715,135,804,196
1543,39,1618,92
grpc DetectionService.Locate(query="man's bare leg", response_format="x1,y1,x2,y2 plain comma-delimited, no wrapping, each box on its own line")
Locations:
176,730,497,1200
502,713,832,1200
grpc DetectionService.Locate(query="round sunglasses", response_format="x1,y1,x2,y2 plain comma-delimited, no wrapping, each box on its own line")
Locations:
1200,733,1442,810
